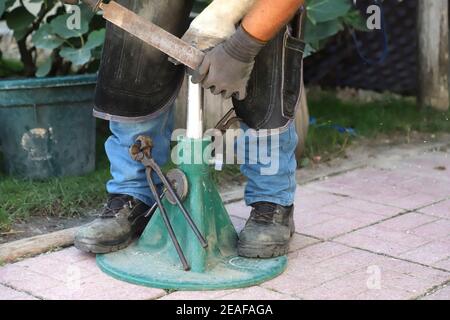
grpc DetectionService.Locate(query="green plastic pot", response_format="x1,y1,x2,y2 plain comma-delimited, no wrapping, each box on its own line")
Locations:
0,74,97,179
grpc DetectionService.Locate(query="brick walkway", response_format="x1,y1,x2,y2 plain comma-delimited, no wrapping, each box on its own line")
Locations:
1,148,449,300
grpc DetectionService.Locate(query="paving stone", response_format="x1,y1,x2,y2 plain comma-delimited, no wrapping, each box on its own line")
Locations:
421,285,450,300
297,203,395,240
294,210,336,230
301,217,363,240
355,288,414,300
315,250,379,275
396,154,450,184
261,265,339,295
307,168,387,190
15,252,97,281
378,213,437,232
332,199,402,217
288,234,319,253
219,286,297,300
317,204,387,224
264,243,368,296
420,199,450,219
352,224,430,248
49,246,93,264
335,232,412,256
292,242,353,264
410,219,450,240
379,270,447,296
400,176,450,198
0,264,61,296
226,201,249,220
275,243,449,300
357,264,445,298
160,289,237,300
400,240,450,266
360,190,415,207
433,258,450,271
372,256,449,283
297,270,370,300
262,243,354,295
0,284,38,300
305,179,345,194
0,249,166,300
335,217,435,257
294,188,347,211
386,193,442,211
229,215,246,233
307,168,418,203
342,222,450,263
71,256,102,274
42,271,166,300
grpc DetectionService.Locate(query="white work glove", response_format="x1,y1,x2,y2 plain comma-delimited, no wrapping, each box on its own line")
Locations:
170,0,257,65
183,0,258,51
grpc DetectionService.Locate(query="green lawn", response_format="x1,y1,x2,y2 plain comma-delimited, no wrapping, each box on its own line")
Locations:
0,120,111,231
303,92,450,162
1,92,450,231
0,57,24,78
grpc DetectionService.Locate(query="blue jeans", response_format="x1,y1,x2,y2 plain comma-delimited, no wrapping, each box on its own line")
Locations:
105,105,298,207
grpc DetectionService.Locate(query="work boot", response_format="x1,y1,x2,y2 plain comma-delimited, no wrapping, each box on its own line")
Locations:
74,194,153,253
238,202,295,258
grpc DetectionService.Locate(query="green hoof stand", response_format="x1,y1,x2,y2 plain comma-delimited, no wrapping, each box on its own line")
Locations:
97,137,287,290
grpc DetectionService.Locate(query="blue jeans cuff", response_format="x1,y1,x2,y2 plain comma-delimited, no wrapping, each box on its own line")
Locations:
245,196,295,207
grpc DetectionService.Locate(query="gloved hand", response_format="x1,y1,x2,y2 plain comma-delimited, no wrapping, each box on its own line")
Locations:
170,0,257,64
192,26,266,100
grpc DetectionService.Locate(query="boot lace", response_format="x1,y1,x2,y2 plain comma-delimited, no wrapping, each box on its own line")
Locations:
251,203,277,224
99,197,133,219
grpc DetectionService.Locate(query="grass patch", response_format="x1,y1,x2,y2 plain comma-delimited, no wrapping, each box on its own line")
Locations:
0,207,9,231
0,168,110,229
0,120,111,231
303,92,450,162
0,58,24,78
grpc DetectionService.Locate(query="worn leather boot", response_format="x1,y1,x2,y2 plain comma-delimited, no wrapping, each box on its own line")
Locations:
238,202,295,258
74,194,153,253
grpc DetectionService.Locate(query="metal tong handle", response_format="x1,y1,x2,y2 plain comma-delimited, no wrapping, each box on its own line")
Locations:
146,171,190,271
148,158,208,249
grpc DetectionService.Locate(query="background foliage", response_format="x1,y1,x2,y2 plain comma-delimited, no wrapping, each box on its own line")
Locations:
0,0,365,78
196,0,367,56
0,0,105,77
303,0,367,56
